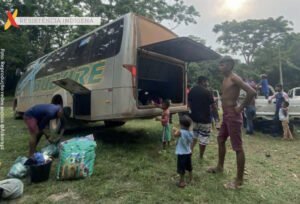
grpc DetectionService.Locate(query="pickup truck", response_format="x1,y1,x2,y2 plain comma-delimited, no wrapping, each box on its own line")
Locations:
255,86,300,122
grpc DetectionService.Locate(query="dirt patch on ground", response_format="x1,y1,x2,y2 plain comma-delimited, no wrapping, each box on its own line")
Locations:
47,189,80,202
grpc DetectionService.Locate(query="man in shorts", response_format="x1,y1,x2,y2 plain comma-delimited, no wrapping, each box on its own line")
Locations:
23,104,65,157
189,76,216,159
207,56,256,189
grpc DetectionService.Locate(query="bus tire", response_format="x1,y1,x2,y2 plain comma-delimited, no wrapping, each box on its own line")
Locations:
13,99,23,120
104,120,126,127
13,110,23,120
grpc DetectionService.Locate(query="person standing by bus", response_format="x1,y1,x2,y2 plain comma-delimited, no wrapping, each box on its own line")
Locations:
23,104,64,157
207,56,256,189
189,76,216,159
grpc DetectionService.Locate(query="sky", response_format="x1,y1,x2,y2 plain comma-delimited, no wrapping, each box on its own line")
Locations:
165,0,300,55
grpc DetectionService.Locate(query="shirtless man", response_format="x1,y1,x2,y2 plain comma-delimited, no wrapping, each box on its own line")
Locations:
207,56,256,189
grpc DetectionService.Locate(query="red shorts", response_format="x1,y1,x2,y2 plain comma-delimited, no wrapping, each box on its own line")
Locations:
218,107,243,151
23,116,39,135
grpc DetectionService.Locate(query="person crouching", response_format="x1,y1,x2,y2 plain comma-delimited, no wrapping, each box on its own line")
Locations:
23,104,64,157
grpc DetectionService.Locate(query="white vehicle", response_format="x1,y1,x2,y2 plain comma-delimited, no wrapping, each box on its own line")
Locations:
255,86,300,122
255,85,275,120
13,13,219,127
287,87,300,122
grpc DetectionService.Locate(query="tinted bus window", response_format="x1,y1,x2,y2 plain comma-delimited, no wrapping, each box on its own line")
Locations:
36,18,124,79
90,19,124,63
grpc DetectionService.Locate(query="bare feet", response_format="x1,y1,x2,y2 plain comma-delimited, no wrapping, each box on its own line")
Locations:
224,180,243,190
207,166,223,174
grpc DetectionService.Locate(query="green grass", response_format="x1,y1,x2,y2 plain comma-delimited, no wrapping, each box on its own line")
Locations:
0,107,299,204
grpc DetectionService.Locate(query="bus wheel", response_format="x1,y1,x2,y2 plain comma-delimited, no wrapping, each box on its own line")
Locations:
13,110,23,120
104,120,126,127
13,99,22,120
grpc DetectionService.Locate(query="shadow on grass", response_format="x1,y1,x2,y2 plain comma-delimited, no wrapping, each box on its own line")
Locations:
63,125,155,146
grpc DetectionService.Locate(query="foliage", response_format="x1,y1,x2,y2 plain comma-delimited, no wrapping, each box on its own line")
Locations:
253,33,300,89
213,17,293,65
74,0,199,25
187,60,222,90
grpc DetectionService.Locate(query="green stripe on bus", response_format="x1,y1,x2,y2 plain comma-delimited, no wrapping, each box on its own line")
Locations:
33,60,105,92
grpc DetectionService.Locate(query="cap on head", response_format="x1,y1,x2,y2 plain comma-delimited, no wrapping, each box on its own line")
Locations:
261,74,267,79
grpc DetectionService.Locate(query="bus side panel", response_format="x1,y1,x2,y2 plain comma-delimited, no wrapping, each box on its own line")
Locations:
112,14,137,117
112,87,135,117
90,58,114,119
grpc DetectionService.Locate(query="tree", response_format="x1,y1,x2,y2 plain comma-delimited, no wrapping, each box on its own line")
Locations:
187,35,206,45
0,0,82,93
213,17,293,65
74,0,199,26
253,33,300,89
187,60,222,90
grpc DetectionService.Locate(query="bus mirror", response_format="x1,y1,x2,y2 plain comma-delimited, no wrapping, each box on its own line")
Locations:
15,68,23,77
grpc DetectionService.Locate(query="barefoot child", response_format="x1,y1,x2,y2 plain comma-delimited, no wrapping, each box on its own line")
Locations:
173,115,193,188
279,101,294,140
155,100,171,151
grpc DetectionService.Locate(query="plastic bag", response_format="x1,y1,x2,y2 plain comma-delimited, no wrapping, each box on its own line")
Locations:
41,144,59,158
56,134,96,180
7,157,29,178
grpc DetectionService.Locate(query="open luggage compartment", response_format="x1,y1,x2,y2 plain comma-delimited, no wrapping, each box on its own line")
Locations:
137,50,185,106
136,37,221,108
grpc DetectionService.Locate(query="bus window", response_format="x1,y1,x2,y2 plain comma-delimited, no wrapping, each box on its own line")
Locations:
72,34,95,67
90,19,124,63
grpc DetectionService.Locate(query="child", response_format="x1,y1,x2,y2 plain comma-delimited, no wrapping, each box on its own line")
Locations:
279,101,294,140
155,99,171,151
173,115,193,188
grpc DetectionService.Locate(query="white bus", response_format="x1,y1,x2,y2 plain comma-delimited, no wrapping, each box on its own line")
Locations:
13,13,219,127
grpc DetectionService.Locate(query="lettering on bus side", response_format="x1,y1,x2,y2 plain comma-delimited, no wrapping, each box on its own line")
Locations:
33,60,105,92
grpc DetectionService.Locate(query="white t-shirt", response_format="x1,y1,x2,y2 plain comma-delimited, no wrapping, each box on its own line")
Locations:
279,108,289,121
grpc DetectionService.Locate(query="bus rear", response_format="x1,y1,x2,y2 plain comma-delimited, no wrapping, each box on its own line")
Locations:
124,15,220,118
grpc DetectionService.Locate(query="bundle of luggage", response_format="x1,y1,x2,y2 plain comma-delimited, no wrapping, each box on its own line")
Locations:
56,134,97,180
7,134,97,182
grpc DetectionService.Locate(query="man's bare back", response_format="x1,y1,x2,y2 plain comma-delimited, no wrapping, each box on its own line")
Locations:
221,73,241,108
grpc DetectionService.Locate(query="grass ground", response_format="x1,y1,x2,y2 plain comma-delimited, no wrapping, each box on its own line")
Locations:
0,107,299,204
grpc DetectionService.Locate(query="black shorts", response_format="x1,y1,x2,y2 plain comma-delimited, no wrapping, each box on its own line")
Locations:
177,154,192,175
